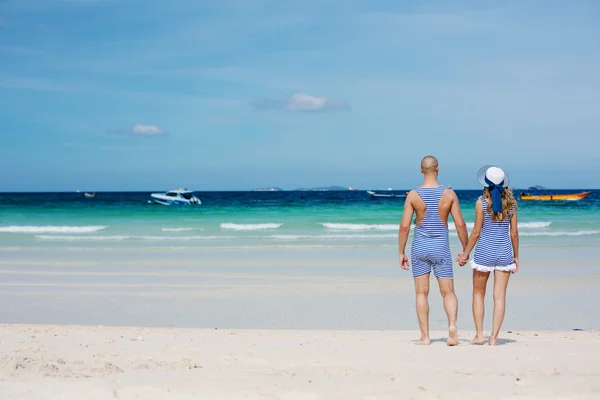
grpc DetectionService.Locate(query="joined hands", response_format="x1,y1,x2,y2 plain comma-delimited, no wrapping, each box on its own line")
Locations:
456,252,469,267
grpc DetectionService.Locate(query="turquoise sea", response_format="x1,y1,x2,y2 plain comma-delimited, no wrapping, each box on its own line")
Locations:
1,190,599,251
1,190,599,330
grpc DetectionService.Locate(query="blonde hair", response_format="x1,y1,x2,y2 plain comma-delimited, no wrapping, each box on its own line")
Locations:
482,187,516,221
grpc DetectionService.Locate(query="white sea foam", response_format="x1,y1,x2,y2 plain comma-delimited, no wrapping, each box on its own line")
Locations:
268,234,312,240
161,227,197,232
269,234,397,240
520,230,600,237
36,235,128,241
518,222,552,229
448,221,552,230
322,221,552,231
321,223,397,231
35,235,232,241
0,225,107,233
220,223,282,231
35,233,396,242
140,236,230,240
33,226,595,242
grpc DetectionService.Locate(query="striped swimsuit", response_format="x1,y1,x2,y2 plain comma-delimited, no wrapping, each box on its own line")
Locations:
472,197,516,272
411,186,453,279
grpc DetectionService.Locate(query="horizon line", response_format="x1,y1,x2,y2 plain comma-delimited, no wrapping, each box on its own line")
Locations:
0,188,596,194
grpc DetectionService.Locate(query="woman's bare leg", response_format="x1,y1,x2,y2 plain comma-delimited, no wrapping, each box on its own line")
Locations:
471,270,490,344
490,270,511,346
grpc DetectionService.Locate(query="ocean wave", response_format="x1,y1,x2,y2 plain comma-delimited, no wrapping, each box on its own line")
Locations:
141,236,231,240
35,235,233,241
518,222,552,229
220,223,282,231
520,230,600,237
35,233,396,242
270,234,397,240
448,221,552,230
36,235,128,241
321,223,397,231
161,227,197,232
322,221,552,231
0,225,107,233
33,228,596,242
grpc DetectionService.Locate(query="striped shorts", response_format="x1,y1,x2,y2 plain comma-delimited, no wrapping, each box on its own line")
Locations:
411,254,454,279
411,237,453,279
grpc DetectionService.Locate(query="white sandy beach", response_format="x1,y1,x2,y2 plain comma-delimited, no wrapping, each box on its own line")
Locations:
1,325,599,399
1,244,599,399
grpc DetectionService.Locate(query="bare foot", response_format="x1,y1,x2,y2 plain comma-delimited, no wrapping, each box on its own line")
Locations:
489,336,498,346
470,335,485,345
447,325,459,346
415,338,431,345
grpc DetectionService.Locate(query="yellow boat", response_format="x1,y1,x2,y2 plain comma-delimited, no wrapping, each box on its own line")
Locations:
519,191,591,201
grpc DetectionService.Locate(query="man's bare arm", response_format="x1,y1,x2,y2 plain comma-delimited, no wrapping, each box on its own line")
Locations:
398,191,415,269
449,190,469,250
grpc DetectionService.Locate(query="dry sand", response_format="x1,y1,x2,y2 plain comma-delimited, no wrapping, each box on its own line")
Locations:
1,324,599,399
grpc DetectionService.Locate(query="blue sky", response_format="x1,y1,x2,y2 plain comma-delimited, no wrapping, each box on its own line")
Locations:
1,0,599,191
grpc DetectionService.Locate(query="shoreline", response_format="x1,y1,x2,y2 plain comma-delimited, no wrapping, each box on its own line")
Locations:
1,246,599,331
1,324,599,399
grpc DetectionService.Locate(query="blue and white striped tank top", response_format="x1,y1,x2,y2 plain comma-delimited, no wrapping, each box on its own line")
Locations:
473,197,514,267
411,186,451,264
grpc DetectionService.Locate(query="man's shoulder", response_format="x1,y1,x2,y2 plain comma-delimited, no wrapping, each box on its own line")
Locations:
442,187,458,199
405,189,418,201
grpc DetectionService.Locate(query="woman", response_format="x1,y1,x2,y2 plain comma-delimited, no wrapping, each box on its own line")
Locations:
457,166,519,346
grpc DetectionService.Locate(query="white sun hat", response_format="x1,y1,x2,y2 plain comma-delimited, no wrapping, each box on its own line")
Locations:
477,165,510,188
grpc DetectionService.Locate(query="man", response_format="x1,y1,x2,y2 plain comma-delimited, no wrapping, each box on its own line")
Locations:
398,156,469,346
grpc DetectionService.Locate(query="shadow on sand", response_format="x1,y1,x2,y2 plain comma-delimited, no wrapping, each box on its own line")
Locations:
412,337,518,346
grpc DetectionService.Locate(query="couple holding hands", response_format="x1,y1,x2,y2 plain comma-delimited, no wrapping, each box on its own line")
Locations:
398,156,519,346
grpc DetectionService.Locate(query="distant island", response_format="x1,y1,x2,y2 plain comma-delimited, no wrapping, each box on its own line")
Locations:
527,185,548,190
512,185,549,191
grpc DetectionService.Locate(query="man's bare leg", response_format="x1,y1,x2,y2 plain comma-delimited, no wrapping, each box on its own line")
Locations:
437,277,459,346
414,274,431,345
490,270,510,346
471,270,490,344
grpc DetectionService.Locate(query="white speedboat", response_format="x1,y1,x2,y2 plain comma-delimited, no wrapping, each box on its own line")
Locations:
150,189,201,205
367,190,407,199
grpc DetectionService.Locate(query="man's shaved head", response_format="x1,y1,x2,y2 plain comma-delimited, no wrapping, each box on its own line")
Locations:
420,155,439,173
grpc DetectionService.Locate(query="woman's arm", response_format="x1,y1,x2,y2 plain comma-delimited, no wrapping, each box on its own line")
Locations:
510,207,519,272
457,200,483,263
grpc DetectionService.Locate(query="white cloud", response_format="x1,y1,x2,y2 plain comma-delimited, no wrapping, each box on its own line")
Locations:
131,124,166,136
288,93,327,111
106,124,168,136
251,92,348,112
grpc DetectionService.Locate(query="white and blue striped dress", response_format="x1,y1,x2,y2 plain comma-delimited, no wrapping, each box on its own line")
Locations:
411,186,453,279
472,197,516,272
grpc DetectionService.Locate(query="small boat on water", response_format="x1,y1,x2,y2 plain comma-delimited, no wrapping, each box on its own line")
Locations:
84,193,96,198
367,190,407,199
150,189,201,205
519,191,591,201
